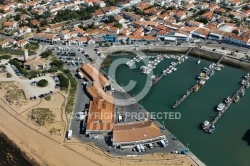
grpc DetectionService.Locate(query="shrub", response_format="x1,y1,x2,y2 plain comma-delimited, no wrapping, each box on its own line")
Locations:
0,54,11,60
57,73,69,90
37,79,48,87
6,72,12,78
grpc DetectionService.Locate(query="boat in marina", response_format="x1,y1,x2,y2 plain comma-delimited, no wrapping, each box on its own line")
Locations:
246,82,250,88
244,73,250,79
225,96,232,103
217,103,225,111
241,79,246,85
215,67,221,71
209,70,215,76
194,85,200,92
171,62,176,66
240,88,245,96
202,121,210,130
233,95,240,103
166,69,172,74
199,80,206,86
172,67,177,71
209,125,216,133
197,60,201,64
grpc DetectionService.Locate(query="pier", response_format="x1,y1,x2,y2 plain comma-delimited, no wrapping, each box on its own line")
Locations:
203,74,250,133
172,84,198,109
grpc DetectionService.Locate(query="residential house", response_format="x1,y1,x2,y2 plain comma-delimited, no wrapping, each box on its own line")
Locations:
32,33,60,44
175,11,187,20
15,39,28,48
191,28,210,39
23,56,47,70
59,30,71,40
18,26,31,34
3,21,18,29
115,16,125,23
0,38,15,48
186,20,204,28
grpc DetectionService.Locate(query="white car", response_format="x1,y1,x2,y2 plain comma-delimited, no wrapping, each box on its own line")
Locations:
76,112,85,121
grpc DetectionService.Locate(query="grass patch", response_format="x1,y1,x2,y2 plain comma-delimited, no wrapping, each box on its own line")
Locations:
25,43,39,51
5,87,26,102
62,69,77,114
49,127,61,135
29,108,55,126
1,48,36,56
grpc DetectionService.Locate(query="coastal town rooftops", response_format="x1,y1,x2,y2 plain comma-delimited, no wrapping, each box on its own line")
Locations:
113,121,165,144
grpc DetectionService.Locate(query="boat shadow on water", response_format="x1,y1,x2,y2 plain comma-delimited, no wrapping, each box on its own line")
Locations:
242,129,250,146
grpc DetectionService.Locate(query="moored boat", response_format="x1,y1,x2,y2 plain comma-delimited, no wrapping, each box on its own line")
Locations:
217,103,225,111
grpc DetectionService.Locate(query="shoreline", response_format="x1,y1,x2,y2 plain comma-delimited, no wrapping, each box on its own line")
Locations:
106,45,250,71
0,131,38,166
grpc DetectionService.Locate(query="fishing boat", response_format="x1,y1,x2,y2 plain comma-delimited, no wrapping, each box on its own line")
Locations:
194,85,200,92
217,103,225,111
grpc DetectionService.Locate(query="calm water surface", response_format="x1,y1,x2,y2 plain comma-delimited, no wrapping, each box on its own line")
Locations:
106,53,250,166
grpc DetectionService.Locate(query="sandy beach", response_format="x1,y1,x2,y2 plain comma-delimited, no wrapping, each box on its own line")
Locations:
0,81,197,166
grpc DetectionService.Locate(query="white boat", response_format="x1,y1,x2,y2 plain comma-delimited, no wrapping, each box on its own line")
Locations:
171,62,176,66
185,56,188,59
172,67,177,71
245,73,250,79
166,69,172,74
197,60,201,64
199,80,206,85
215,67,221,71
202,121,210,129
217,103,225,111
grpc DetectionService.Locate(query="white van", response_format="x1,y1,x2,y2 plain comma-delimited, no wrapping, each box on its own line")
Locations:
67,130,72,140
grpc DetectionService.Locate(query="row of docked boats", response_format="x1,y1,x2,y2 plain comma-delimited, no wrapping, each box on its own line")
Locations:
125,55,147,67
162,54,188,76
204,73,250,134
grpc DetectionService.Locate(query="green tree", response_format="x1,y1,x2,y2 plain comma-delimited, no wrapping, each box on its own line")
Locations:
57,73,69,89
50,60,64,70
37,79,48,87
114,23,123,29
6,72,12,78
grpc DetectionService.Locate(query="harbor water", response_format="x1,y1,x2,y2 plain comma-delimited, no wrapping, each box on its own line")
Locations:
105,53,250,166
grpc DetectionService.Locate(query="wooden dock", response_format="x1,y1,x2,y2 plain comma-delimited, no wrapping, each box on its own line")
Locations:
172,83,197,109
203,75,250,133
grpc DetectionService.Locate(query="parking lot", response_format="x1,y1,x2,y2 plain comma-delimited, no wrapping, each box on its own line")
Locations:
0,60,59,98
